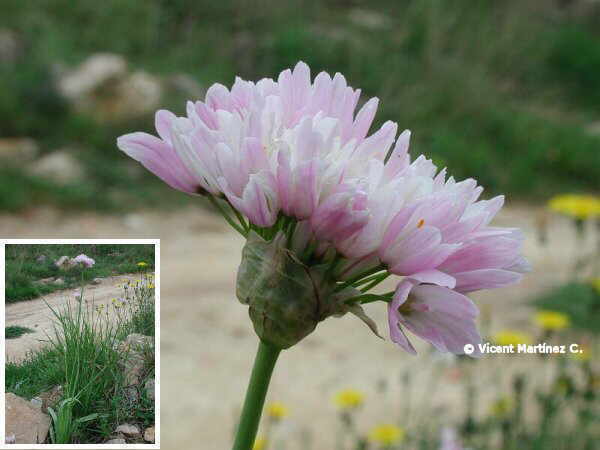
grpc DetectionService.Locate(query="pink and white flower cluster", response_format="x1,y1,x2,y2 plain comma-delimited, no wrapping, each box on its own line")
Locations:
118,62,529,356
72,254,95,268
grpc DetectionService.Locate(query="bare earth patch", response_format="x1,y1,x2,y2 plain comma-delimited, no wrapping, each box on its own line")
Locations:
1,204,591,449
5,273,146,363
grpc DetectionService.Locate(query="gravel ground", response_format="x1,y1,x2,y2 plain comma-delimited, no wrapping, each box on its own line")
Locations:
1,204,594,449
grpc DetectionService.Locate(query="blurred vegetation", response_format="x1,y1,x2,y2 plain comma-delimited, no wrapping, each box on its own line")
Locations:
533,282,600,333
5,325,34,339
5,243,155,302
6,273,155,443
1,0,600,212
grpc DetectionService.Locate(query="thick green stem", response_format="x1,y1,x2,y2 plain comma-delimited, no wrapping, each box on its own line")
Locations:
232,340,281,450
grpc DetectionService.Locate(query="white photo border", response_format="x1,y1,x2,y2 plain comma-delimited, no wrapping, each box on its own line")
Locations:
1,239,160,449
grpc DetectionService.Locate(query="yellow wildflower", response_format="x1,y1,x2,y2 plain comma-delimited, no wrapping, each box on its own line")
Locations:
252,437,267,450
570,344,591,362
533,310,570,331
490,397,513,418
368,424,405,446
334,388,365,410
493,330,533,347
137,261,148,267
548,194,600,220
148,283,155,289
266,402,289,420
591,278,600,295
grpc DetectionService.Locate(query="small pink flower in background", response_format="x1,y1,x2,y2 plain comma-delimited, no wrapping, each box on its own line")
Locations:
439,427,463,450
72,254,95,268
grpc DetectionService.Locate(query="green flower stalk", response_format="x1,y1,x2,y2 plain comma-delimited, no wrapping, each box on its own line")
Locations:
237,232,362,349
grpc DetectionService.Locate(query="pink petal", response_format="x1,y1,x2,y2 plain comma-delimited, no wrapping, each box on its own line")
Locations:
453,269,523,293
117,132,199,194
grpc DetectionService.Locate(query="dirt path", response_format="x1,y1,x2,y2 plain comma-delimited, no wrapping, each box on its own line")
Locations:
5,273,147,363
1,204,595,449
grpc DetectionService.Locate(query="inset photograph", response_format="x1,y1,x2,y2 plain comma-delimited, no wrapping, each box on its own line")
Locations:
4,241,158,446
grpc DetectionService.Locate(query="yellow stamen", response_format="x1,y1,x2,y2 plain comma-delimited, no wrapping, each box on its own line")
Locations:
417,219,425,228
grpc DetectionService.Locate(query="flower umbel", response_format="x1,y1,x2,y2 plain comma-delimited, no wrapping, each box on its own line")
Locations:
118,61,528,355
117,61,529,450
72,254,95,268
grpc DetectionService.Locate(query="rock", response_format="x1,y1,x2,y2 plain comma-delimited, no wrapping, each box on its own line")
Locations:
585,121,600,136
347,8,389,29
38,385,63,413
115,423,141,438
36,277,55,285
118,71,162,118
91,277,102,285
144,426,155,443
54,255,71,269
30,397,43,410
5,392,51,444
29,150,85,184
118,334,154,385
121,351,146,386
105,438,127,444
123,386,140,404
0,138,39,166
36,255,47,263
53,278,65,286
120,333,154,352
165,73,205,99
58,53,161,122
145,378,155,401
0,28,20,65
59,53,127,100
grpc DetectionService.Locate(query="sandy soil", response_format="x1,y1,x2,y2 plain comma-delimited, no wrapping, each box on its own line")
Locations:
1,204,595,449
5,273,148,363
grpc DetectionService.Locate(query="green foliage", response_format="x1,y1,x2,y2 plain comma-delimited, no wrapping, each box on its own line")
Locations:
532,282,600,333
1,1,600,212
548,26,600,111
48,398,102,444
5,244,155,302
5,325,34,339
6,347,65,398
6,278,155,444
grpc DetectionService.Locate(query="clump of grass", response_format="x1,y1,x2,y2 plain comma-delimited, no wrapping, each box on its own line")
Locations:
5,271,156,444
45,298,123,422
6,347,64,399
113,272,156,337
48,398,101,445
6,325,35,339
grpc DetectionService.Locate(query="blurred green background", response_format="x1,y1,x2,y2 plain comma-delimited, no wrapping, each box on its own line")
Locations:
1,0,599,213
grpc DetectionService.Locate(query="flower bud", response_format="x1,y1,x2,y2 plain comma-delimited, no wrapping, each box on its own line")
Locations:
236,232,347,349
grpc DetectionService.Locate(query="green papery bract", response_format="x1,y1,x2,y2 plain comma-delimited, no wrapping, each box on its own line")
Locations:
237,231,369,349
